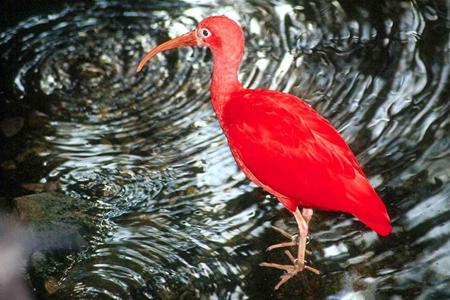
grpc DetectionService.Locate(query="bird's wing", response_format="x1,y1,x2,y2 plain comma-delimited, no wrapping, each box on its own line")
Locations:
222,89,391,235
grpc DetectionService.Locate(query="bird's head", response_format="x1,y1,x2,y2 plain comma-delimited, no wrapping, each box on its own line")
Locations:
136,16,244,72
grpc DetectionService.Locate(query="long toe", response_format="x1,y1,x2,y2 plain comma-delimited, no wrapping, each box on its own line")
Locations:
274,273,297,290
266,241,297,252
259,262,295,272
267,226,312,254
271,225,295,240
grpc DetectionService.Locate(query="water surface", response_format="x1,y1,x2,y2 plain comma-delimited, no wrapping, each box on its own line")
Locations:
0,0,449,299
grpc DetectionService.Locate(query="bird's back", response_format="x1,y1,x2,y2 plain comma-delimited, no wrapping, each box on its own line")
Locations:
221,89,392,236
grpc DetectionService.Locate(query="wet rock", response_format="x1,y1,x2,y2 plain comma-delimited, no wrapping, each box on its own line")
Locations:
29,251,66,298
14,192,90,233
21,181,60,193
15,143,50,163
13,192,93,298
1,117,24,137
44,276,61,295
27,111,49,129
1,159,16,170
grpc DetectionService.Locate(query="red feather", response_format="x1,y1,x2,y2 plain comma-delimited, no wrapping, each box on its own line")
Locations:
222,89,392,236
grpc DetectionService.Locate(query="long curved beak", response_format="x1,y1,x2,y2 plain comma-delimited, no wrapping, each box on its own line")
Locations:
136,31,197,73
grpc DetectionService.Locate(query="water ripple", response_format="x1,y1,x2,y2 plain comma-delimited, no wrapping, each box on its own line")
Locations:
0,0,449,299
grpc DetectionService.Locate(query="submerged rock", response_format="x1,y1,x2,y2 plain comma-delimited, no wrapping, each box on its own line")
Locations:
1,117,24,138
14,192,89,232
12,192,93,299
21,181,60,193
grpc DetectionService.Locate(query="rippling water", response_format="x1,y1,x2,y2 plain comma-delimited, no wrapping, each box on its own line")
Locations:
1,0,449,298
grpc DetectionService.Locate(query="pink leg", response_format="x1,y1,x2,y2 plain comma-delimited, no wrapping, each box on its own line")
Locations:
294,207,313,269
260,208,319,290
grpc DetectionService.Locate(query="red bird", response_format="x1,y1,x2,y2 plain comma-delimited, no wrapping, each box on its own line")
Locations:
136,16,392,289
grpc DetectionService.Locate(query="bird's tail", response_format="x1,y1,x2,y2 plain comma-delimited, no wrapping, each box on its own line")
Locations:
352,204,392,236
346,173,392,236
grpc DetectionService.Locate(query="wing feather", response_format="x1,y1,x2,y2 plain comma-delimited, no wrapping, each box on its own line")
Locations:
222,89,391,235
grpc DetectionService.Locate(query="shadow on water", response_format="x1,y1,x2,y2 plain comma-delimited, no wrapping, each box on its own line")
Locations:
0,0,449,299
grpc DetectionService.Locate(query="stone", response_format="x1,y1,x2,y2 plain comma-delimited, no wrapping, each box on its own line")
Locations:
1,117,24,137
13,192,94,298
14,192,90,232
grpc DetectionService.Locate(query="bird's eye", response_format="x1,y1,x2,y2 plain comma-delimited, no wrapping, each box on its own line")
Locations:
199,28,211,38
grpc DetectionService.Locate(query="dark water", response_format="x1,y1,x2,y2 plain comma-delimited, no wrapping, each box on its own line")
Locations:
1,0,449,299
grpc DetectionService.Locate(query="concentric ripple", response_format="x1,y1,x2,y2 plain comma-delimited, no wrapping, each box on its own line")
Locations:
0,0,449,299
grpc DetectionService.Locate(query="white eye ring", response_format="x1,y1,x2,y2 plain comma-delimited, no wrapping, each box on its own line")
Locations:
199,28,211,38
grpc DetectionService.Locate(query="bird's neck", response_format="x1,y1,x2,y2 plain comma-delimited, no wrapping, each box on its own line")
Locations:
210,49,243,119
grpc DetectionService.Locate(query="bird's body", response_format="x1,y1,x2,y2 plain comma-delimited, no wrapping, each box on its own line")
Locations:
221,88,391,236
136,15,392,289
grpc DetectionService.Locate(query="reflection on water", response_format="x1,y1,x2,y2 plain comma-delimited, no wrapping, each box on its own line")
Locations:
0,0,449,298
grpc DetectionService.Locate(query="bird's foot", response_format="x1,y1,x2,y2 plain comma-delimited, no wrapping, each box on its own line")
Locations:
266,226,312,255
260,250,320,290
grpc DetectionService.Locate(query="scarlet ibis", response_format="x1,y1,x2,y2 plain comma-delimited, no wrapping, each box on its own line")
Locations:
136,16,392,289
